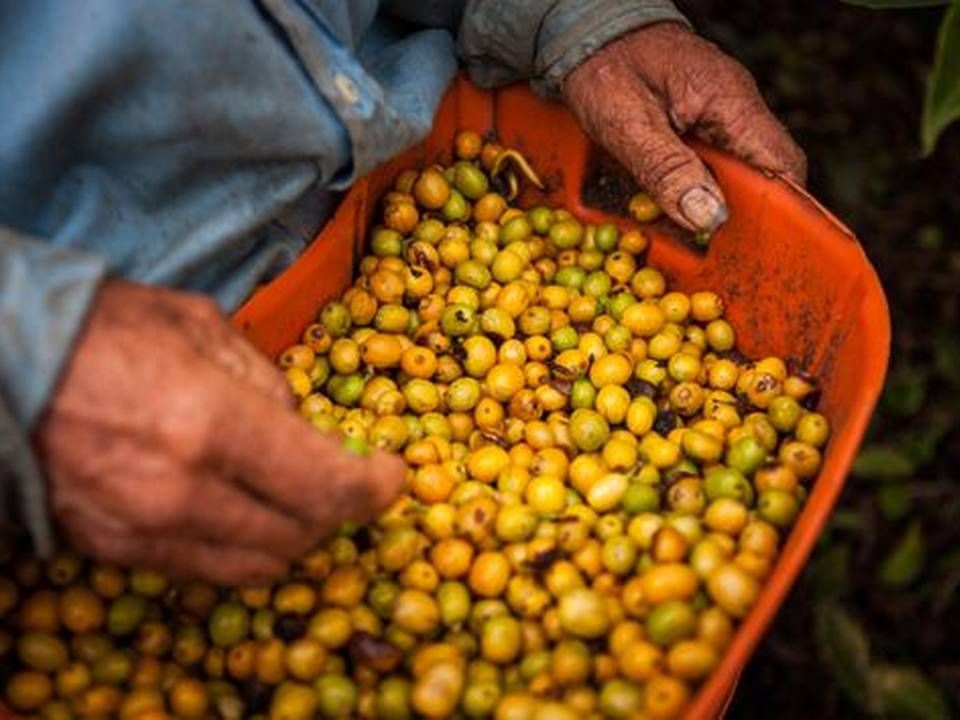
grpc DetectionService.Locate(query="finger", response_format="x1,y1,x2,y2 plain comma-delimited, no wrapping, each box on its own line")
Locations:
629,27,808,187
211,331,294,408
571,74,728,232
45,420,312,559
691,71,807,186
209,387,407,530
79,528,288,585
179,475,318,558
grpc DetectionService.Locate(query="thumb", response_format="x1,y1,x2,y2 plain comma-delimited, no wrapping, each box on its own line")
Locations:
565,61,728,233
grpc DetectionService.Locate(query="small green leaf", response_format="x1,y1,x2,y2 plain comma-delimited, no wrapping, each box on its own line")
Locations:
842,0,950,6
931,547,960,612
853,446,915,481
936,546,960,574
880,367,928,417
830,508,868,532
934,330,960,387
916,223,944,249
814,602,879,713
812,543,853,599
878,521,926,588
922,1,960,154
900,415,953,465
899,420,954,467
872,664,953,720
876,483,913,521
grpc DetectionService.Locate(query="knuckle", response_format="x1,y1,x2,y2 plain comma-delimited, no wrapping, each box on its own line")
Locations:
249,362,292,406
183,294,222,323
270,374,295,406
670,69,712,120
130,477,193,531
161,392,221,466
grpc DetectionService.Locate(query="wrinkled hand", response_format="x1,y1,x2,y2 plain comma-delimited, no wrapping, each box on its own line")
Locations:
35,280,405,585
564,22,806,232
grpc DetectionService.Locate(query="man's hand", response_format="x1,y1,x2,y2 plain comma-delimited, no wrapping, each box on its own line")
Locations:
564,22,806,232
35,280,406,585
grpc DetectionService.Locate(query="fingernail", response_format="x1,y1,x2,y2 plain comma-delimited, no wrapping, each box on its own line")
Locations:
680,187,728,232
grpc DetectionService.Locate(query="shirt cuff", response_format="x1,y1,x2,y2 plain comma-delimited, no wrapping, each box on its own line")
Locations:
0,400,55,556
534,0,690,97
0,227,108,554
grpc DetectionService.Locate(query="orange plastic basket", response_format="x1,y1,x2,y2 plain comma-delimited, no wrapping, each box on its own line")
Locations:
0,78,889,720
232,78,890,719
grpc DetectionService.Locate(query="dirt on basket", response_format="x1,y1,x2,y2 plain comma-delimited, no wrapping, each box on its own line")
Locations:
582,149,640,215
676,0,960,717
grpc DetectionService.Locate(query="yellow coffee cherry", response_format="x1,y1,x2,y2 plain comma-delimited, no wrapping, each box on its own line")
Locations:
0,133,834,720
525,476,566,515
706,563,760,618
640,564,700,605
467,445,510,483
469,553,512,598
589,353,633,387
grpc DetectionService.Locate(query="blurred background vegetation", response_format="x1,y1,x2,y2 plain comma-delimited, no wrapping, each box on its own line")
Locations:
677,1,960,717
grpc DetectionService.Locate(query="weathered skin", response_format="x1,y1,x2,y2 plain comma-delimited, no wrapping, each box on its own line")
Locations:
30,21,804,587
35,280,405,585
564,22,807,232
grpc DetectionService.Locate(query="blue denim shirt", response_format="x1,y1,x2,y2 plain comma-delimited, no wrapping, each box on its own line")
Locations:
0,0,684,551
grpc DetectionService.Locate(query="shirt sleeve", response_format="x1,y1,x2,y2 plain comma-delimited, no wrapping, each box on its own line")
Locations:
0,0,460,551
0,228,107,554
457,0,690,96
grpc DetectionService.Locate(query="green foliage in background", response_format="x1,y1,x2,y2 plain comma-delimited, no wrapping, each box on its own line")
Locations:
842,0,950,6
821,331,960,716
696,2,960,715
815,603,952,719
843,0,960,153
808,241,960,716
923,1,960,152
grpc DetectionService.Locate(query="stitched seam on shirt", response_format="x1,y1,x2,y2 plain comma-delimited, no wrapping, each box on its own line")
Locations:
533,0,564,76
252,0,317,92
542,1,684,69
538,2,687,90
541,4,641,72
252,0,350,179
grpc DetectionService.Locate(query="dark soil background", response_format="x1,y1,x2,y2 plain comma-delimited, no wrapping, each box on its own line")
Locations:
674,2,960,718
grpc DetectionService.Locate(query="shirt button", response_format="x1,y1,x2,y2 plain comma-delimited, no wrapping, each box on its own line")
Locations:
333,73,359,105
